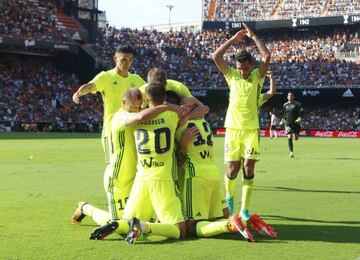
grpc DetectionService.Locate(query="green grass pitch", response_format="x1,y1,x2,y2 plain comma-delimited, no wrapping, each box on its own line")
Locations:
0,133,359,259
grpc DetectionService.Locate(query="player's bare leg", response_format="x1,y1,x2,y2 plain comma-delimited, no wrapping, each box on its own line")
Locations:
225,161,241,215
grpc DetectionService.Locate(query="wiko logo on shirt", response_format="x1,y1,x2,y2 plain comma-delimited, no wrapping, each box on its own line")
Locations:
200,150,211,159
140,157,164,168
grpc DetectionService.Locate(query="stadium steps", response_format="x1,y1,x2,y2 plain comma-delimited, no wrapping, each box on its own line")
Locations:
270,0,286,19
56,11,81,31
206,0,216,20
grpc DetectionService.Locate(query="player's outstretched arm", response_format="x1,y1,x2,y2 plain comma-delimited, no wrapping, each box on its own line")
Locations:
126,104,184,126
243,23,271,78
262,71,276,102
212,30,247,76
72,83,96,104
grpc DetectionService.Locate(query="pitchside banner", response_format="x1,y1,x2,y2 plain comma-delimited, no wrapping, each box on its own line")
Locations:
202,14,360,30
190,88,360,104
215,129,360,138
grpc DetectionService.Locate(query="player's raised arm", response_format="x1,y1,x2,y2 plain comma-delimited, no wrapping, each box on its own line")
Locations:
243,23,271,78
262,71,276,102
72,82,96,104
212,30,247,76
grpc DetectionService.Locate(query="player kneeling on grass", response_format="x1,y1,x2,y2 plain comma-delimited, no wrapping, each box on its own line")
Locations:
89,86,251,243
90,83,187,242
71,88,184,226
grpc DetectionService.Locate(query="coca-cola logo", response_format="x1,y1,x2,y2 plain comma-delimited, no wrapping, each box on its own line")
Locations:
191,90,207,97
314,131,334,137
337,131,358,138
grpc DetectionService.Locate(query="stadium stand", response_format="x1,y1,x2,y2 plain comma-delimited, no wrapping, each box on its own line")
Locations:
94,25,359,89
0,0,81,42
0,0,359,132
204,0,360,21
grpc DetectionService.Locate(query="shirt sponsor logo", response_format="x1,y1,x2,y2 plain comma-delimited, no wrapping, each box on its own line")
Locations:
140,157,164,168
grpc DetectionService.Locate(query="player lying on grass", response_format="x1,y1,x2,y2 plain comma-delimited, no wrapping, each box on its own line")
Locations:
72,88,184,226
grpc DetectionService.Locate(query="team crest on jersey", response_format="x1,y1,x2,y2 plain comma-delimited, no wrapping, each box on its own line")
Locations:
113,81,118,85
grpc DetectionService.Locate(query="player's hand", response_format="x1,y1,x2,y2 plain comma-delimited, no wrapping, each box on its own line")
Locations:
181,102,196,115
231,29,247,44
182,126,200,142
295,117,301,124
72,92,80,104
266,70,273,79
243,23,256,39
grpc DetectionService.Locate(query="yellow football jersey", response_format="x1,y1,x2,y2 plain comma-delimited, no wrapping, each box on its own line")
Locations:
224,67,265,130
90,69,145,137
175,119,220,180
134,110,179,180
139,79,192,98
108,109,137,181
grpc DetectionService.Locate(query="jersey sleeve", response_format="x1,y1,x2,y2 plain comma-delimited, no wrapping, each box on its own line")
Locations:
254,68,265,86
224,67,237,87
167,80,192,98
258,93,267,107
112,111,128,130
90,71,107,93
134,75,146,87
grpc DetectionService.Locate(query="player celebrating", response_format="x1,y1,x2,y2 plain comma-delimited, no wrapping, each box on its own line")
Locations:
91,83,187,242
280,92,303,158
212,24,276,236
72,45,145,163
141,68,209,124
71,88,183,226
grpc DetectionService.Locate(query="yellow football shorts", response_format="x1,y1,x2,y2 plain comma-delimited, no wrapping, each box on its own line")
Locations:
224,128,260,161
183,177,226,220
101,135,111,164
122,178,184,224
104,165,134,220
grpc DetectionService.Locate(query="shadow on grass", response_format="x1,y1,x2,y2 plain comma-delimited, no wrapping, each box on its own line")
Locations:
0,132,100,140
270,224,360,243
255,186,360,194
262,215,360,225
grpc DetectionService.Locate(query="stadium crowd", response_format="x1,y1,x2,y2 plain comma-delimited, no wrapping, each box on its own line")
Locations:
0,0,76,42
0,55,358,132
205,0,360,21
0,56,102,132
94,25,359,89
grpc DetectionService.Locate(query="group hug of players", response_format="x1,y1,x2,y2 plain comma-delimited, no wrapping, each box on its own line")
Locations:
71,24,302,243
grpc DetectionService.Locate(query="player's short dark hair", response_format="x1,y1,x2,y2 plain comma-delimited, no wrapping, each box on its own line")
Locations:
147,68,167,87
234,50,253,63
166,90,181,105
146,83,166,104
124,88,142,101
115,45,136,55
